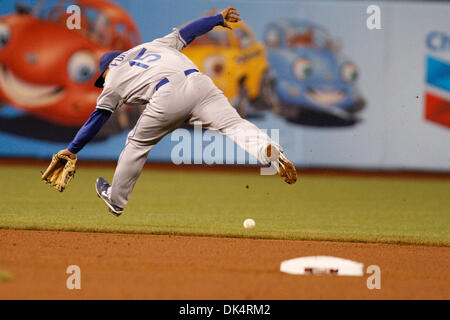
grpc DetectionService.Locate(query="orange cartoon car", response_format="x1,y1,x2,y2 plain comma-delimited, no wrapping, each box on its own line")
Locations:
0,0,141,139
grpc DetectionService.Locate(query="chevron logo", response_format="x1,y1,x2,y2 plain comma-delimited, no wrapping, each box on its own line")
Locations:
424,56,450,128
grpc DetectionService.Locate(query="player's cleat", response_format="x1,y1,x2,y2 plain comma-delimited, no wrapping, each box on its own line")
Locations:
266,144,298,185
95,177,124,216
278,152,297,184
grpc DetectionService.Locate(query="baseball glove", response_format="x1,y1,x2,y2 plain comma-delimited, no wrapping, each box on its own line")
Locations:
41,153,77,192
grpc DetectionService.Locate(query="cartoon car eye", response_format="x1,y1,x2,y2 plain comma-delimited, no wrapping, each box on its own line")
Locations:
203,55,225,78
292,58,312,80
0,23,10,49
67,50,97,83
265,28,280,48
341,62,358,82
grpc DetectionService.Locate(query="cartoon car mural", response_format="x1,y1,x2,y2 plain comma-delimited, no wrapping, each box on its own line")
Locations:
264,20,365,126
183,15,278,118
0,0,142,141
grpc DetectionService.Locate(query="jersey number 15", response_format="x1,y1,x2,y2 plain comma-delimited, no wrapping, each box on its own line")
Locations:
129,48,161,69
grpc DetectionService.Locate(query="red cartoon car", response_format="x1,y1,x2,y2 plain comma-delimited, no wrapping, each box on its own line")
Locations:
0,0,141,140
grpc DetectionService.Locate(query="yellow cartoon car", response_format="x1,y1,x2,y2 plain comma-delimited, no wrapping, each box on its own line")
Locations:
183,20,278,118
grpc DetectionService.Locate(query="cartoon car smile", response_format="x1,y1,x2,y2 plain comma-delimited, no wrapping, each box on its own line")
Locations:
0,61,64,107
0,0,141,140
264,20,365,126
183,13,278,118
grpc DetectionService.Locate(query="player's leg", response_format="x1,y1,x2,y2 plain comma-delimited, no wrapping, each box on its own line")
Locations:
95,137,155,215
108,135,156,210
191,103,276,164
189,75,297,184
96,119,167,215
189,76,277,164
102,90,189,213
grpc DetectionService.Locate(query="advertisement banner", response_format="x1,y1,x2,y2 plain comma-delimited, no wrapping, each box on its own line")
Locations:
0,0,448,170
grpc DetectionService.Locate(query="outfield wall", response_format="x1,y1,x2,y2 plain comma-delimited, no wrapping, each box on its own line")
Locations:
0,0,448,170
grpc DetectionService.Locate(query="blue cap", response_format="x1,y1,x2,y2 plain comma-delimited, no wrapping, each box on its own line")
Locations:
94,50,122,88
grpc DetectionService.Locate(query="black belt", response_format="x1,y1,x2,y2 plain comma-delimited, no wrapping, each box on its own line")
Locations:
155,69,199,91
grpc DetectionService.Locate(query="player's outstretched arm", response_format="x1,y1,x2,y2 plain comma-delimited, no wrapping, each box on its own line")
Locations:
179,7,241,45
58,108,112,158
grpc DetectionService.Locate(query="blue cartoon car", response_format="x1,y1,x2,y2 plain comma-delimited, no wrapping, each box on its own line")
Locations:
264,20,365,126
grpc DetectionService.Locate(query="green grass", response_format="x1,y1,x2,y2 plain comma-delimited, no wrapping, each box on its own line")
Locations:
0,166,449,246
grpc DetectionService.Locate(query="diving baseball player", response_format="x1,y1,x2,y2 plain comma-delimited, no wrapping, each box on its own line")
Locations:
55,7,297,216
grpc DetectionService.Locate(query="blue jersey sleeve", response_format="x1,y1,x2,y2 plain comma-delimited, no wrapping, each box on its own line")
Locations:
67,108,112,154
179,14,224,45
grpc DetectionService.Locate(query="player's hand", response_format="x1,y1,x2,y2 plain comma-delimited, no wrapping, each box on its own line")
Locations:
221,7,241,29
58,148,77,160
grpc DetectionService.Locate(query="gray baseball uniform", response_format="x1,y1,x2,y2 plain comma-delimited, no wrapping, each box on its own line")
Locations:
97,29,280,209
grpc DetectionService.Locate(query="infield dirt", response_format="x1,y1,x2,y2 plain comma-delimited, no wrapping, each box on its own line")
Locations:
0,229,448,299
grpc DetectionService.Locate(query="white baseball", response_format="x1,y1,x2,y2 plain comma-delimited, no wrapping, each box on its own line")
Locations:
243,218,256,229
